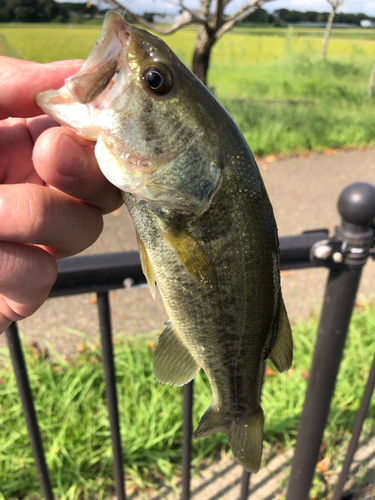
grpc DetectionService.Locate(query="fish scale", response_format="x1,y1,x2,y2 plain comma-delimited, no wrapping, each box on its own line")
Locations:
36,10,293,473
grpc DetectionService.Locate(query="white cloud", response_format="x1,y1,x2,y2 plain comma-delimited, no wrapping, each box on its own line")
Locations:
85,0,375,16
267,0,375,14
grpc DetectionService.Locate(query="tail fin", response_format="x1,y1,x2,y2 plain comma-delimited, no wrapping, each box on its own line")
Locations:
228,407,264,473
193,405,264,473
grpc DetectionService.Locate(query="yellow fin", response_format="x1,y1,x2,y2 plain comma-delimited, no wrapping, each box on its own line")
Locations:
161,229,214,284
136,230,156,299
268,297,293,373
153,320,200,386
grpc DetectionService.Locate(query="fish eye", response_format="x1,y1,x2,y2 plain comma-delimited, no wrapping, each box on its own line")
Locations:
142,65,173,95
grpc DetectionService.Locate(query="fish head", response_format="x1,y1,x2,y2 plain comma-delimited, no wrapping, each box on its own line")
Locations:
37,11,226,214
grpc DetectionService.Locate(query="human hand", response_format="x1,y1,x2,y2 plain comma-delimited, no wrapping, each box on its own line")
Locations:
0,56,123,333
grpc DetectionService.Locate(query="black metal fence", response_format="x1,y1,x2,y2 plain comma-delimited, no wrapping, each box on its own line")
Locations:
5,182,375,500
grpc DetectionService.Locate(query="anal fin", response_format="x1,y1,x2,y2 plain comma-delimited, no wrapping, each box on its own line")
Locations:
153,320,200,386
268,296,293,373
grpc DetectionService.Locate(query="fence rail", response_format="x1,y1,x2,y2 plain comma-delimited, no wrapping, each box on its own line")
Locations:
6,182,375,500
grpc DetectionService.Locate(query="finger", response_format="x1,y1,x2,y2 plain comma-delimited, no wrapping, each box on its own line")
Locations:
0,57,83,119
0,242,57,333
27,115,60,143
33,126,123,214
0,117,43,185
0,183,103,259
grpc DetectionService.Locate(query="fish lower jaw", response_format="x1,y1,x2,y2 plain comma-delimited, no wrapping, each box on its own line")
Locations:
36,88,101,141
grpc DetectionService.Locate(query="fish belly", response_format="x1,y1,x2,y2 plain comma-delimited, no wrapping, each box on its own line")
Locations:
123,182,287,472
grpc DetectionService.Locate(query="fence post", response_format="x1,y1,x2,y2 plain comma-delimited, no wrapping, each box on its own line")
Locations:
286,183,375,500
6,322,55,500
332,350,375,499
240,470,251,500
97,291,127,500
182,381,193,500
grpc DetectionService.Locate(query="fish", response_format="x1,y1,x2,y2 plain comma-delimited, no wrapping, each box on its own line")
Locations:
36,10,293,473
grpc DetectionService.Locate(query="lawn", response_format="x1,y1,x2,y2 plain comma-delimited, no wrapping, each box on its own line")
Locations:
0,23,374,156
1,304,375,499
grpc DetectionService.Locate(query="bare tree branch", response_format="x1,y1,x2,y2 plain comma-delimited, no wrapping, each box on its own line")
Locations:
103,0,205,35
149,14,200,35
212,0,225,30
215,0,274,40
197,0,213,26
321,0,345,58
100,0,273,83
178,0,208,24
327,0,345,7
225,0,273,23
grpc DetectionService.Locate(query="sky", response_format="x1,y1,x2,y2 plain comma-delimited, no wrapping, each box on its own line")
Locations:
97,0,375,17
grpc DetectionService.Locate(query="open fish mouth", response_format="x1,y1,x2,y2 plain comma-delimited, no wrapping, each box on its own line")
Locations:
36,11,132,138
66,11,131,104
37,10,224,214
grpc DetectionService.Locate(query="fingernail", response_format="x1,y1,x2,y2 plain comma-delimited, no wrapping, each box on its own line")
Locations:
57,133,87,177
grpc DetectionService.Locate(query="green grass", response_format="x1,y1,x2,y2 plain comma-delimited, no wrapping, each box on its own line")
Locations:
0,23,374,156
1,304,375,499
218,55,375,156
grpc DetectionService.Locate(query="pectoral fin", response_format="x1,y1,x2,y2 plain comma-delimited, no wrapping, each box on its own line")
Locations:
153,320,200,386
161,229,214,285
136,230,156,299
268,297,293,373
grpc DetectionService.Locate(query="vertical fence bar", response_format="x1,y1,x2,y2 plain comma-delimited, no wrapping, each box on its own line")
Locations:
182,381,193,500
6,322,55,500
286,266,363,500
332,351,375,500
97,291,127,500
286,183,375,500
240,470,251,500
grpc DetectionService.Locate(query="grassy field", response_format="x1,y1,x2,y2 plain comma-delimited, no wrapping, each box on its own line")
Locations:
1,23,375,65
0,23,374,156
0,304,375,499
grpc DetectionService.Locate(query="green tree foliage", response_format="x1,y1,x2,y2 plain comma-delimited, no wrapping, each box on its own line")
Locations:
273,8,374,26
59,2,98,16
0,0,12,22
0,0,100,23
242,7,270,23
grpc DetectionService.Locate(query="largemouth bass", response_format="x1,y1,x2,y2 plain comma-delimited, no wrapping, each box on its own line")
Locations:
37,11,292,473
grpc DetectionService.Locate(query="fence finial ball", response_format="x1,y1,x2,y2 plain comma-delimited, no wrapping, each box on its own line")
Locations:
338,182,375,229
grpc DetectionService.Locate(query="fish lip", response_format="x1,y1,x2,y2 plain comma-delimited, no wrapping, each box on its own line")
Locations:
65,11,131,105
100,131,199,176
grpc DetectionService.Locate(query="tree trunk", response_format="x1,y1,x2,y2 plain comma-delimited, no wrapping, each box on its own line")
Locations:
192,25,215,86
321,8,336,59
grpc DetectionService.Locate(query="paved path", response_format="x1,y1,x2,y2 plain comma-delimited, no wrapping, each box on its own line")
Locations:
128,435,375,499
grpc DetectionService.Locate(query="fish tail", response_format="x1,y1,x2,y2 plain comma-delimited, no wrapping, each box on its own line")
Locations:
227,407,264,473
193,405,264,473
